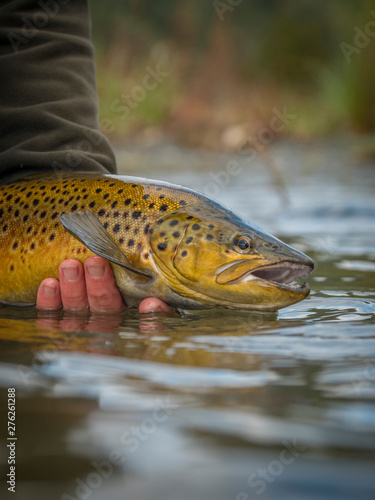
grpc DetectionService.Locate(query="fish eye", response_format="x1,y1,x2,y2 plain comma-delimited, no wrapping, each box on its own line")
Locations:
233,235,253,254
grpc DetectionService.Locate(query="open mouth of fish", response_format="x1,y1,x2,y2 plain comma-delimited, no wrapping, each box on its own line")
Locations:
217,261,313,292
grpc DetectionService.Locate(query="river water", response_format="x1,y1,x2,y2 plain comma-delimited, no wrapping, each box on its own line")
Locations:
1,140,374,500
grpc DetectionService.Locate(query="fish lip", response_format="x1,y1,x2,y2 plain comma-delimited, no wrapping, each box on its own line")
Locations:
220,261,313,293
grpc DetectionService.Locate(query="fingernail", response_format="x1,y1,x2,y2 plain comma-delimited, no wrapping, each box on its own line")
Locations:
43,283,57,297
62,265,79,281
87,263,105,278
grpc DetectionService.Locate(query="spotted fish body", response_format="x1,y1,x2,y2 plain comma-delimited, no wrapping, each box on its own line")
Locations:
0,173,314,311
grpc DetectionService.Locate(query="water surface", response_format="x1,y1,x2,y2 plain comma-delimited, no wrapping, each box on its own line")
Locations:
1,140,374,500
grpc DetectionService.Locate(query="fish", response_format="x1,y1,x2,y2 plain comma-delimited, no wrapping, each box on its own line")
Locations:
0,172,314,311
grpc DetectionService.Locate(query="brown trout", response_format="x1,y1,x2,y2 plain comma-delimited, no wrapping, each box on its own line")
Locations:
0,172,314,310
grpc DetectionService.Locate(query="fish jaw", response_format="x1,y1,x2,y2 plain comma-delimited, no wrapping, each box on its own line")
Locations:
212,259,313,311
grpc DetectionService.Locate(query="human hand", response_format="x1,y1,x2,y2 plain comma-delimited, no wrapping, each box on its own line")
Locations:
36,256,172,314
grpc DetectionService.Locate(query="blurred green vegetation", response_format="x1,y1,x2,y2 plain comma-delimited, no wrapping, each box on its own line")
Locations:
91,0,375,149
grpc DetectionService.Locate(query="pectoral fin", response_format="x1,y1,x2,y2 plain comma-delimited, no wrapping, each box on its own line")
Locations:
60,212,153,279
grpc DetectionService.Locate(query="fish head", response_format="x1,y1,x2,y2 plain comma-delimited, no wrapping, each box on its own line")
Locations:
150,205,314,311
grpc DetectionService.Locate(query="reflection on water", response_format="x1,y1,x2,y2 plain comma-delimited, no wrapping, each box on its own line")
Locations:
0,142,374,500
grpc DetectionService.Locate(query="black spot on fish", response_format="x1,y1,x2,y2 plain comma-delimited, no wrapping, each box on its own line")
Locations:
158,242,167,251
144,253,149,259
103,193,109,199
149,203,155,209
134,228,139,234
44,197,50,202
30,243,35,250
89,201,95,208
3,224,7,232
192,224,200,230
24,204,29,209
26,192,32,198
52,212,58,219
132,184,138,188
103,222,109,229
125,225,130,231
186,237,193,244
159,195,165,199
143,194,150,199
13,242,18,249
10,265,14,271
160,204,168,212
119,238,124,244
118,189,123,194
23,215,28,222
125,199,131,205
33,210,39,215
98,209,105,216
179,200,187,206
113,211,119,217
186,216,193,220
160,231,166,237
181,250,187,257
15,197,20,203
123,212,128,218
27,227,31,233
128,239,134,247
40,211,46,218
137,242,142,249
112,201,118,209
113,224,120,233
50,234,55,241
0,209,3,218
82,188,87,192
42,227,46,233
83,194,88,199
14,210,19,217
71,204,78,211
208,224,214,229
132,211,142,219
156,187,162,191
144,224,150,234
74,188,78,192
206,234,214,240
173,232,180,238
170,220,178,226
96,188,102,193
6,194,13,201
109,183,115,187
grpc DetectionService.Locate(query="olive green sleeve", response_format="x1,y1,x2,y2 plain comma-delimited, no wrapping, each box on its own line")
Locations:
0,0,116,183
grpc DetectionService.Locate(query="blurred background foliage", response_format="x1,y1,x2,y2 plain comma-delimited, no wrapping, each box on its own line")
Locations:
91,0,375,150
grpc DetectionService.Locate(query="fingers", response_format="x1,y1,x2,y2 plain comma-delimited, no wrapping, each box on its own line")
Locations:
84,256,126,313
59,259,89,312
36,257,174,315
36,278,62,310
138,297,173,314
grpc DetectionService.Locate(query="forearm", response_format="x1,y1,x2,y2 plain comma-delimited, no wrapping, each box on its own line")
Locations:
0,0,116,183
